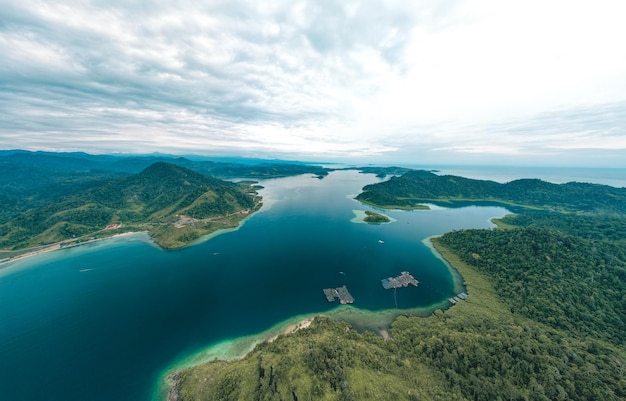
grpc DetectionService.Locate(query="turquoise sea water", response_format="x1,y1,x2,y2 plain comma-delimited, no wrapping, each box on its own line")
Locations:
0,170,509,401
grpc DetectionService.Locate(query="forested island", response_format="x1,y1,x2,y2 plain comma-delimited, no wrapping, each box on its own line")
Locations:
169,169,626,401
363,210,391,223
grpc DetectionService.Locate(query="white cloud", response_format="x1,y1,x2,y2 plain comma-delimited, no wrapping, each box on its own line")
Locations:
0,0,625,165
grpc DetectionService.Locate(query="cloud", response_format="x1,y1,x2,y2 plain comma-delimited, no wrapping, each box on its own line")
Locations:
0,0,625,165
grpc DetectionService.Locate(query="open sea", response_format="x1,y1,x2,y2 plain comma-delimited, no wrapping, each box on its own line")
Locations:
430,165,626,188
3,166,613,401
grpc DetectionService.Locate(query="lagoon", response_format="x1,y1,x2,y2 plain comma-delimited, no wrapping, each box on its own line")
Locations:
0,170,508,401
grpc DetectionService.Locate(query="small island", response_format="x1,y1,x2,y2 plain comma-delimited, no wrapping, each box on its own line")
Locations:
350,210,395,224
363,210,391,223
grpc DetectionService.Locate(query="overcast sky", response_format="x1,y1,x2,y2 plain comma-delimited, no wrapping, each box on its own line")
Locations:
1,0,625,166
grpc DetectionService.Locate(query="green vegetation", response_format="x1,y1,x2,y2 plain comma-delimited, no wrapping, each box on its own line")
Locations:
438,226,626,346
170,316,454,401
358,197,430,210
363,210,391,223
169,170,626,401
0,162,260,253
356,169,626,213
0,150,329,223
353,166,414,178
496,211,626,243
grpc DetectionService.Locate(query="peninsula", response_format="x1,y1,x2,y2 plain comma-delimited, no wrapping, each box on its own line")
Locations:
356,169,626,212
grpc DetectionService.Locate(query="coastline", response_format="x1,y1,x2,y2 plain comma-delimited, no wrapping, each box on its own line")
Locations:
428,236,512,322
0,231,146,269
157,233,472,401
157,255,460,401
155,314,320,401
354,197,430,210
423,235,467,295
0,199,264,268
185,205,261,247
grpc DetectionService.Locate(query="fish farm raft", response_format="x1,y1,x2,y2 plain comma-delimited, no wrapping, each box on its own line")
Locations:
381,271,419,290
323,285,355,304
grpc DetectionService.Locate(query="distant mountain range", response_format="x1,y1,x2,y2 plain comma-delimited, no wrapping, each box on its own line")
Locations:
0,150,330,218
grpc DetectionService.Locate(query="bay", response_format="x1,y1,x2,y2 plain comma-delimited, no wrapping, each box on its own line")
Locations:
0,170,508,401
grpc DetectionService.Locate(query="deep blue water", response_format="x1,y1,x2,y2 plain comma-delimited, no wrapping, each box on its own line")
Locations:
0,170,508,401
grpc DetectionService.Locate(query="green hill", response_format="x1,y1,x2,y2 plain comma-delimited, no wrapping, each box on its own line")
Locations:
356,170,626,213
0,150,329,222
0,162,260,251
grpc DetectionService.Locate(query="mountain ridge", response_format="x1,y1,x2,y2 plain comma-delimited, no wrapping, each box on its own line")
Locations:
0,162,260,253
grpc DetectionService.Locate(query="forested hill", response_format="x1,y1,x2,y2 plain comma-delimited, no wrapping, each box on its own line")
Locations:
0,150,328,220
0,162,259,252
86,162,255,219
439,227,626,346
356,169,626,213
88,162,244,209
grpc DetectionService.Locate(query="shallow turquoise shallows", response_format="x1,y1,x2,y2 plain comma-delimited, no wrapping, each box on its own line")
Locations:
0,170,508,401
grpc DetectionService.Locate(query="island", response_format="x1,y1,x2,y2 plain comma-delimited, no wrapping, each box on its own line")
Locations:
350,210,396,225
165,169,626,401
363,210,391,223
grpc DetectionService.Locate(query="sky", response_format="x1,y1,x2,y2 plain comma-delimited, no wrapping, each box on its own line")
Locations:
1,0,626,166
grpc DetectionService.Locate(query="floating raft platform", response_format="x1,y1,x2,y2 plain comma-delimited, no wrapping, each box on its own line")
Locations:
449,292,468,304
323,285,355,304
381,271,419,290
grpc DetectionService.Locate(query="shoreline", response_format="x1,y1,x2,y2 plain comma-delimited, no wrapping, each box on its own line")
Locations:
0,231,146,269
157,237,463,401
153,196,507,399
423,235,467,294
0,199,264,269
154,314,320,401
268,317,314,342
185,205,261,247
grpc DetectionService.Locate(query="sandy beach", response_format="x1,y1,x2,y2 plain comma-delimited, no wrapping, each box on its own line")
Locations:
268,318,314,342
